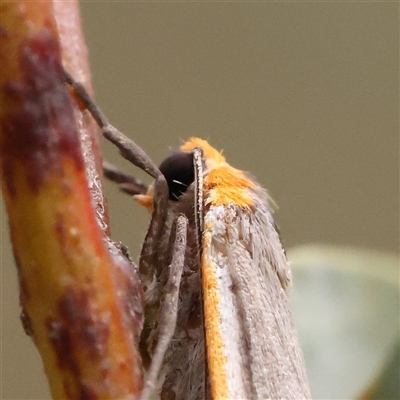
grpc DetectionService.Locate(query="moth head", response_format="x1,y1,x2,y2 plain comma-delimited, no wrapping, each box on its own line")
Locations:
159,150,195,201
134,146,196,211
135,137,227,211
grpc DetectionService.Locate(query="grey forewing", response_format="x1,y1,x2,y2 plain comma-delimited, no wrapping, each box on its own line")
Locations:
204,193,311,399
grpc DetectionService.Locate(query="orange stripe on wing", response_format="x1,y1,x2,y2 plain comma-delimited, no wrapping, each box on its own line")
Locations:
202,224,229,399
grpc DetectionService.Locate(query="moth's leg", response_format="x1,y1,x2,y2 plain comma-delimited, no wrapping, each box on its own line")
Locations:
65,71,168,284
64,71,161,177
141,214,188,400
103,160,148,196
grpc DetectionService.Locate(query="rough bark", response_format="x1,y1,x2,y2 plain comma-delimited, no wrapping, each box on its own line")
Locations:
0,1,143,398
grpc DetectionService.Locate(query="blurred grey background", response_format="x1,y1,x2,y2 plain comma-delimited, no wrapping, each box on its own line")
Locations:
1,2,398,399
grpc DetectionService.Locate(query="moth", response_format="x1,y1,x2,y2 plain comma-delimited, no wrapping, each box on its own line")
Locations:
66,72,311,400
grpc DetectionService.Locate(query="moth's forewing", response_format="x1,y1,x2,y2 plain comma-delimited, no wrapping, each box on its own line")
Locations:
202,199,310,399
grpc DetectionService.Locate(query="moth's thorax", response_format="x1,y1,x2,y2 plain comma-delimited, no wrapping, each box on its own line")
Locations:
181,137,263,209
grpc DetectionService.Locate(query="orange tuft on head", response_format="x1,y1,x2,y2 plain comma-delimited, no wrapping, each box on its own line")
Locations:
181,138,257,208
180,138,226,169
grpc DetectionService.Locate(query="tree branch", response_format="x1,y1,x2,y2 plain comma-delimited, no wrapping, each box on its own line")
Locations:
0,1,143,398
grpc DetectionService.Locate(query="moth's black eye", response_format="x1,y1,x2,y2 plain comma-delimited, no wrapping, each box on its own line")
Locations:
159,151,194,201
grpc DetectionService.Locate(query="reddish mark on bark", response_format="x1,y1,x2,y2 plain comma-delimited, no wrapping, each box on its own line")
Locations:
1,26,83,195
63,381,73,399
46,286,111,398
78,383,97,400
59,287,110,359
55,212,67,244
47,316,79,372
64,379,98,400
0,26,8,38
47,286,110,371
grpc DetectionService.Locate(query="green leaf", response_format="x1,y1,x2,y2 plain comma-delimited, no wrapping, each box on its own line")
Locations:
289,245,399,399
